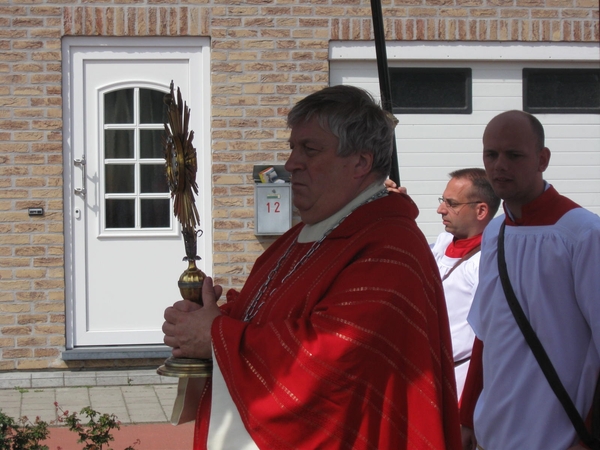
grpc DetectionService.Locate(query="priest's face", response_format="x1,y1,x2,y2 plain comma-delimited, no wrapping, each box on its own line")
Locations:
285,117,364,225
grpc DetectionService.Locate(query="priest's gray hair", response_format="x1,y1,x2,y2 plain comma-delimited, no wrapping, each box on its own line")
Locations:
287,85,396,178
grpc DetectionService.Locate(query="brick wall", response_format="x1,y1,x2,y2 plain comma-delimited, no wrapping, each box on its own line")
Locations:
0,0,598,370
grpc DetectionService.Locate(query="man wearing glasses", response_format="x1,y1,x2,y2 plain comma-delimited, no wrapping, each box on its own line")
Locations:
386,168,499,397
431,168,499,397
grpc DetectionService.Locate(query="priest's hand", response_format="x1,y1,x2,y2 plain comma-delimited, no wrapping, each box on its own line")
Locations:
162,276,223,359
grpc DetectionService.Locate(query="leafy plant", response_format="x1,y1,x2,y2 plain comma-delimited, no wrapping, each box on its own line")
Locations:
0,405,139,450
54,403,139,450
0,409,49,450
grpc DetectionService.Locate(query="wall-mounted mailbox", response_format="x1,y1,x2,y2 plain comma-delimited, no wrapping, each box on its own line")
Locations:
253,165,292,236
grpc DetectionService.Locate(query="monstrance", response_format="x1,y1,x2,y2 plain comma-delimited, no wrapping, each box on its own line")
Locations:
157,81,212,378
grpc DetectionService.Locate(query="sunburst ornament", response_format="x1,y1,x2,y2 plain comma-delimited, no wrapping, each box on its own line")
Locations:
158,82,212,378
162,80,206,304
163,81,200,236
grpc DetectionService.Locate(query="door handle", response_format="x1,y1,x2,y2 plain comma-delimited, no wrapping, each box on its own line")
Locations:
74,155,86,196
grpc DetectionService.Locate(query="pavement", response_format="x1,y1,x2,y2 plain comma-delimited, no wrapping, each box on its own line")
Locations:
0,368,195,449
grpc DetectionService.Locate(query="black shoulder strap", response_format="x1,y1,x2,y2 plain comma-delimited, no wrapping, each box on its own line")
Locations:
497,221,600,450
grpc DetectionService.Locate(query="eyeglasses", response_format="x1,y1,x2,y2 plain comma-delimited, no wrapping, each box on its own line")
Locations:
438,197,482,213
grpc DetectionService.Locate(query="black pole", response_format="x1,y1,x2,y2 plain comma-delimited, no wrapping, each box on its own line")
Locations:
370,0,400,185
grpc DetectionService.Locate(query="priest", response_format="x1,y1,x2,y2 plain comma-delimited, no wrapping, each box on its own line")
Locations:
163,85,461,450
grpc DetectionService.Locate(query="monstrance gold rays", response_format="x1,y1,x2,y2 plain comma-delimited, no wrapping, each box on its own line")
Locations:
158,81,211,378
163,80,200,249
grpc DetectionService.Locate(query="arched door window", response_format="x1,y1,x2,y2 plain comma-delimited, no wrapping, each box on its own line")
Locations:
103,87,171,230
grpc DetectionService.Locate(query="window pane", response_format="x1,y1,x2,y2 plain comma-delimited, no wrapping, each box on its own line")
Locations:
105,129,134,159
105,199,135,228
524,69,600,113
105,164,135,193
391,68,472,114
141,199,171,228
104,89,133,124
140,164,169,193
140,89,168,124
140,129,165,159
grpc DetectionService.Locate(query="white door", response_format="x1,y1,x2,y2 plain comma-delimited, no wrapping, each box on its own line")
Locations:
63,38,212,347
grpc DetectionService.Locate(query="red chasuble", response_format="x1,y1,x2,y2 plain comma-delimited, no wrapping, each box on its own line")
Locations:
195,193,461,450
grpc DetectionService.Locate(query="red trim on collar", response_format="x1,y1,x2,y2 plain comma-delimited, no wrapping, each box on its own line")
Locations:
445,233,482,258
504,185,581,226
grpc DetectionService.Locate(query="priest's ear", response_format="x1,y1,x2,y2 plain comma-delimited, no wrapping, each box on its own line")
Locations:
353,151,374,179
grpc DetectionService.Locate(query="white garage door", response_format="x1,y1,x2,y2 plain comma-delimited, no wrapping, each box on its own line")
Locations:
330,42,600,242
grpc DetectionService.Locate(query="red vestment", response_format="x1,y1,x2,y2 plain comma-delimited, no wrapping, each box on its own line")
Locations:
195,193,461,449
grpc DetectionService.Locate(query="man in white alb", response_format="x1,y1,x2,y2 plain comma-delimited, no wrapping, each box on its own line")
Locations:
387,168,499,398
430,168,499,397
461,110,600,450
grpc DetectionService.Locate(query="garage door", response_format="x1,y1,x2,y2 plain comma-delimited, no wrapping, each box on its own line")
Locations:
330,42,600,242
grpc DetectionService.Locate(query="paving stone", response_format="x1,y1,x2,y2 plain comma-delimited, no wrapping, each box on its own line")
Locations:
121,385,154,392
89,386,125,395
0,370,194,426
54,388,92,415
0,373,31,389
21,391,55,409
54,386,90,400
95,376,130,386
0,390,21,401
125,392,160,400
31,373,64,388
129,410,169,423
0,406,21,418
64,373,97,387
0,399,21,408
127,371,164,386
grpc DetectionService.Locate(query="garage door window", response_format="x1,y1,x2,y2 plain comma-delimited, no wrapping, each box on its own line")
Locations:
390,68,472,114
523,68,600,114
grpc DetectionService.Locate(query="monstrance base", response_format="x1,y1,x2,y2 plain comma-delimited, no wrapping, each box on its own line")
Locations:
157,356,212,378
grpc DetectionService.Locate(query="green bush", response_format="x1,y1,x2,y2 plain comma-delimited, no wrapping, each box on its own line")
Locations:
0,405,139,450
54,404,138,450
0,410,49,450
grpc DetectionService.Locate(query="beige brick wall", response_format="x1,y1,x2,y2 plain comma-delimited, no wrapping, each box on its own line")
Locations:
0,0,598,370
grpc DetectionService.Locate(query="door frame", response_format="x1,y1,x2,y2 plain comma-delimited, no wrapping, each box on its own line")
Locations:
62,36,212,350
